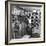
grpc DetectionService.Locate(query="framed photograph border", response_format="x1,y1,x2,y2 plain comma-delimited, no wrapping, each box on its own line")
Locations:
5,1,45,45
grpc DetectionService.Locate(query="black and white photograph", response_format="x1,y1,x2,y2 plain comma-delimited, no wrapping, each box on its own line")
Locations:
5,1,45,45
11,4,41,39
